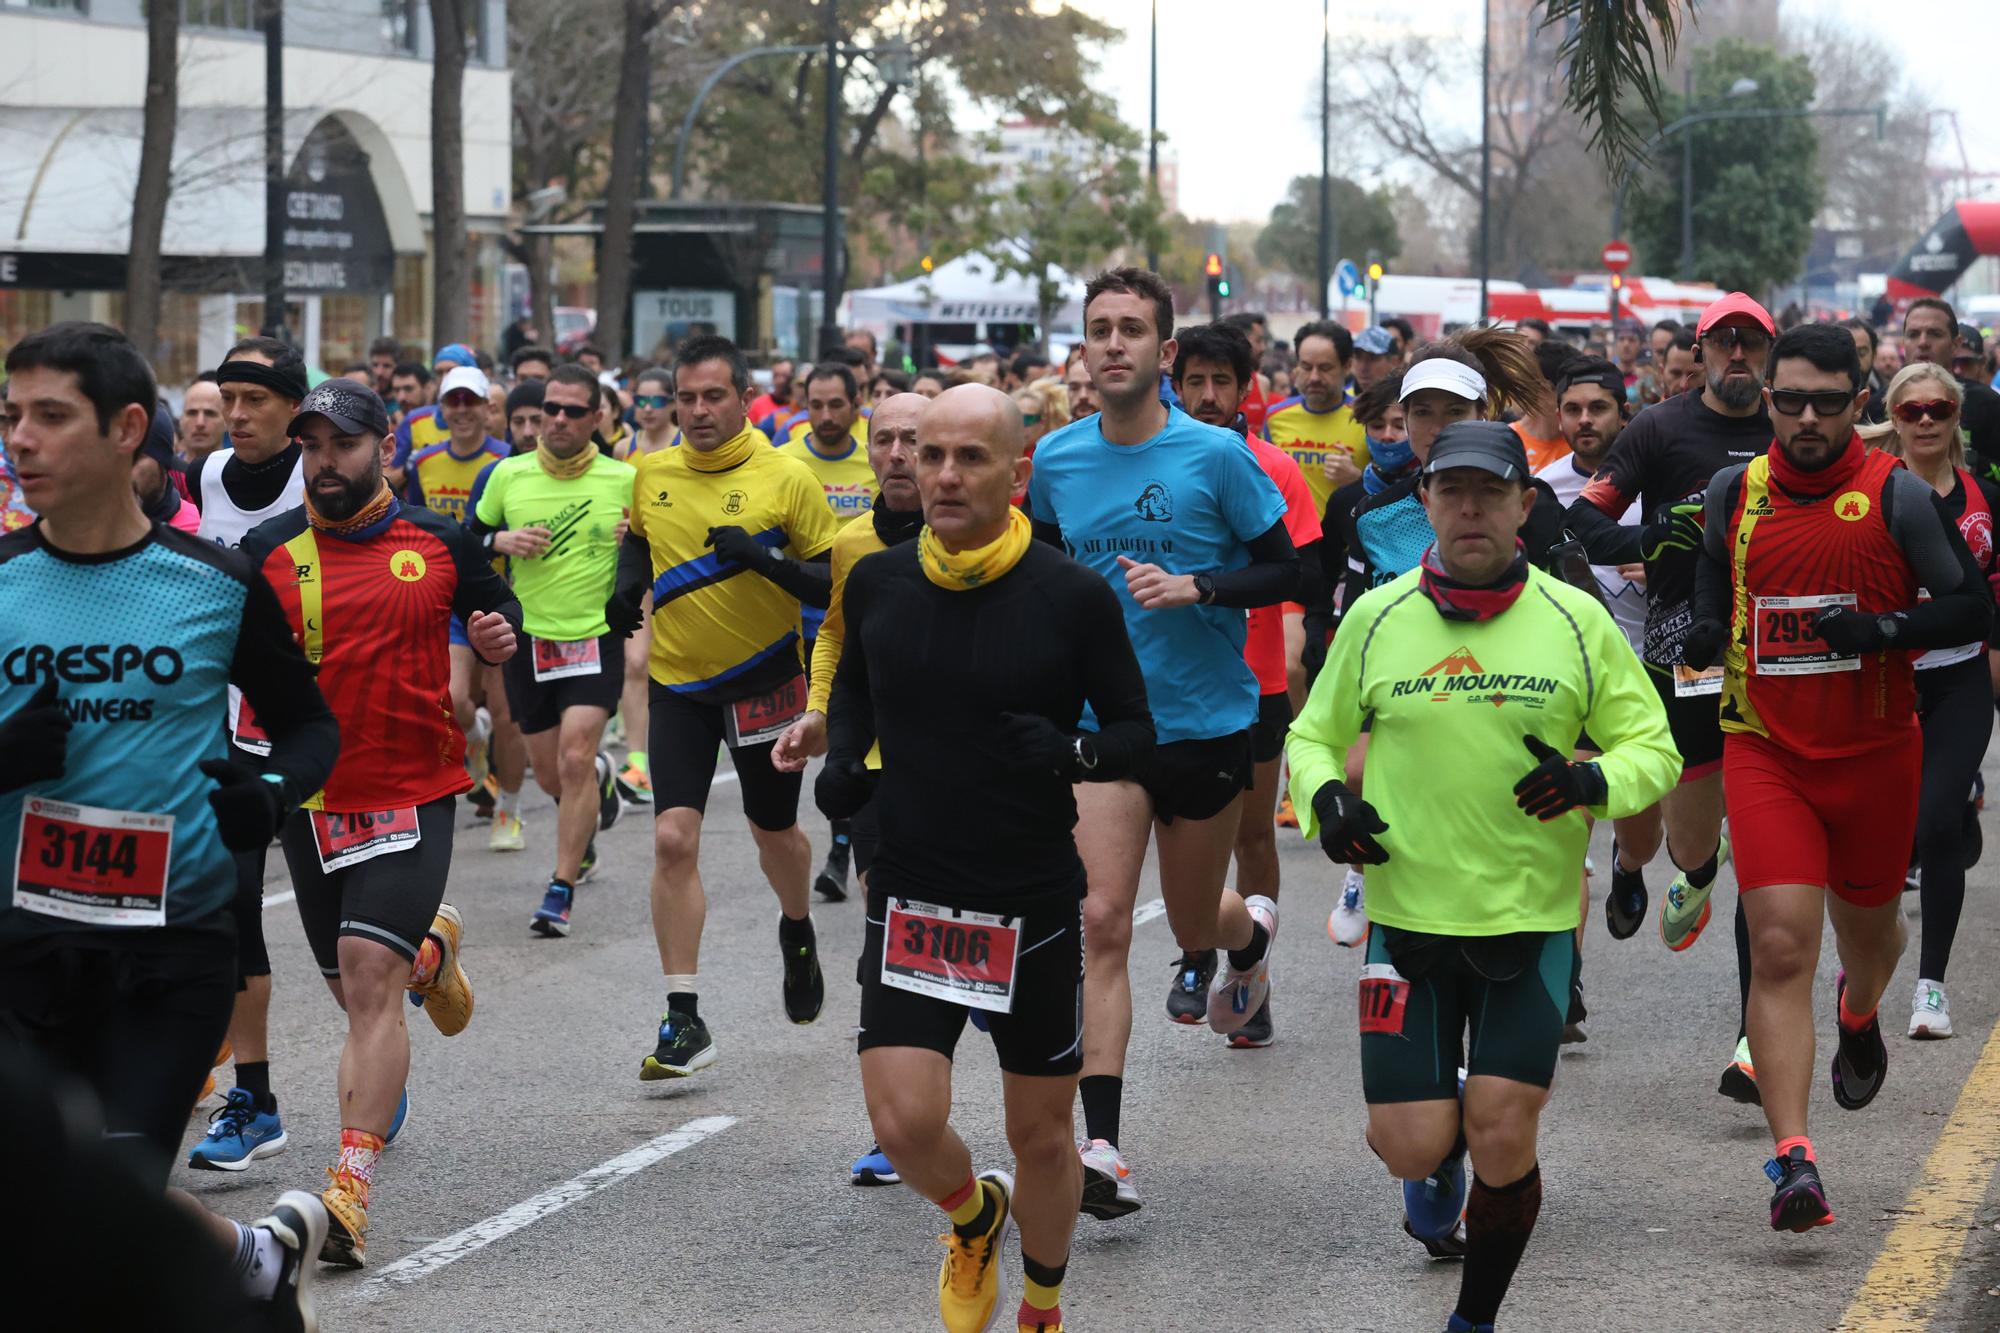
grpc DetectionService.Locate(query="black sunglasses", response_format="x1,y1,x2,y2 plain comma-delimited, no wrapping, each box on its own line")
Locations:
1767,388,1856,417
542,402,594,419
1700,327,1771,353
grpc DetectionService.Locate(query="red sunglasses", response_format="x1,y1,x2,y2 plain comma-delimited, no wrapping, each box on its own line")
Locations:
1891,398,1958,425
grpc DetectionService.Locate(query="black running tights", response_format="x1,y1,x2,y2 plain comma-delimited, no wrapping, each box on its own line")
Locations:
1917,655,1993,982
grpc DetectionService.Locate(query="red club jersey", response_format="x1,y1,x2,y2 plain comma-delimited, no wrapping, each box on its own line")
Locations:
1242,432,1322,695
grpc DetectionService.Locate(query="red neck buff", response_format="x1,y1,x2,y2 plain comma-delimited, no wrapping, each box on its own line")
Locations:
1767,431,1865,496
1418,540,1530,622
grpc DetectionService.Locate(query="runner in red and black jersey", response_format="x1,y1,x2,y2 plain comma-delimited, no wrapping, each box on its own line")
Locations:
241,381,523,1268
1680,324,1990,1235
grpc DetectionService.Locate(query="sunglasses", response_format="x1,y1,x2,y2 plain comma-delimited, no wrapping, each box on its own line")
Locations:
542,402,594,419
1700,327,1771,353
442,392,485,407
1021,413,1042,427
1892,398,1959,424
634,394,670,409
1767,388,1856,417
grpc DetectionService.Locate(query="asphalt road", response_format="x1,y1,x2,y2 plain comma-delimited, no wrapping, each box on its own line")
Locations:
177,752,2000,1332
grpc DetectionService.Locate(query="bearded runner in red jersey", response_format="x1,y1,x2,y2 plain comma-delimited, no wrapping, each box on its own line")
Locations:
241,381,523,1268
1681,326,1990,1238
1167,323,1323,1048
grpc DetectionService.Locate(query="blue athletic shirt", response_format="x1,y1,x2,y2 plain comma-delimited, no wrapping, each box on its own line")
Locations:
1028,405,1287,743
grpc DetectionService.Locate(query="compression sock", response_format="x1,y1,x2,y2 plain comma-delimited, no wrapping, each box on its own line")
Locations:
1227,921,1271,971
497,786,520,817
1838,988,1877,1034
234,1060,276,1115
1734,896,1752,1041
627,749,648,777
664,979,699,1020
334,1128,385,1208
1776,1135,1815,1161
409,936,442,990
942,1175,998,1239
229,1219,287,1299
1455,1164,1543,1328
1681,847,1721,890
1020,1251,1067,1328
1079,1075,1122,1148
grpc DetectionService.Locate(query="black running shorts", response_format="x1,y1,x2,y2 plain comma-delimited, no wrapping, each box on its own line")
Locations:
279,796,456,976
647,679,804,832
1139,729,1255,823
1249,692,1294,765
230,844,271,985
857,887,1084,1078
1358,926,1574,1102
501,631,626,736
1646,663,1722,782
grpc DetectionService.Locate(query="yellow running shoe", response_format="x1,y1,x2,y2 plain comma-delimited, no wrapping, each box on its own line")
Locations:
318,1168,369,1268
488,811,525,852
412,904,473,1037
938,1171,1014,1333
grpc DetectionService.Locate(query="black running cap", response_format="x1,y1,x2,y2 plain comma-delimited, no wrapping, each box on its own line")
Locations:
1422,420,1530,483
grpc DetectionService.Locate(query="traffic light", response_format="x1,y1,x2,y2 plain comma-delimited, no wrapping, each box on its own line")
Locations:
1609,273,1623,289
1217,275,1232,298
920,254,934,273
1367,261,1384,283
1204,252,1223,278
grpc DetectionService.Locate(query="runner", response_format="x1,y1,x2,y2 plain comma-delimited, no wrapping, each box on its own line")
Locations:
179,375,228,462
1167,321,1323,1048
1901,297,2000,477
1026,267,1298,1216
605,334,840,1078
0,320,339,1322
1567,291,1775,1103
614,366,678,807
822,383,1153,1333
184,337,308,1173
134,404,199,535
1288,419,1677,1324
1265,320,1369,515
470,364,635,937
1854,363,1996,1038
241,378,521,1266
389,342,479,471
1678,322,1990,1232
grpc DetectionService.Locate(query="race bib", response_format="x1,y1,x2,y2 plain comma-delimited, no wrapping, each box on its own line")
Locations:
725,676,805,749
882,899,1022,1014
532,636,601,683
229,686,272,757
1754,593,1859,676
1672,664,1724,698
310,807,421,873
1358,961,1411,1036
14,798,173,928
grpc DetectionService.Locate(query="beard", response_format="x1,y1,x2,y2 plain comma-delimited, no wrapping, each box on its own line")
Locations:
1708,369,1762,411
310,467,379,521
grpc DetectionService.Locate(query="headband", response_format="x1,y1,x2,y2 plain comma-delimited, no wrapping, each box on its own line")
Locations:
216,358,309,402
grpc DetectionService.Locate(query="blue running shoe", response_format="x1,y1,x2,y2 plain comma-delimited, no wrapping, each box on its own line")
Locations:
1446,1315,1495,1333
188,1088,288,1172
851,1143,900,1186
1403,1145,1469,1245
384,1088,410,1147
531,880,574,938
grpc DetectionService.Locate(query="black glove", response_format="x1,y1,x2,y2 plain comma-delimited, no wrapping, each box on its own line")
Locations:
1639,501,1704,562
198,757,287,852
604,585,645,638
1810,605,1893,654
1310,780,1390,865
0,678,70,795
1300,611,1333,679
1679,618,1727,672
998,711,1075,777
707,525,780,578
1512,735,1607,822
815,756,876,820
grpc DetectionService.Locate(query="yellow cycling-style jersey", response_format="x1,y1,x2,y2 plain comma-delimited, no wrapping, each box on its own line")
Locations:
1264,396,1370,515
779,434,879,524
406,437,508,523
629,424,840,702
810,510,890,768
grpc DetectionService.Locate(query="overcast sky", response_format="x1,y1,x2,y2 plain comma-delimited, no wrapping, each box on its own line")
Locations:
1068,0,2000,225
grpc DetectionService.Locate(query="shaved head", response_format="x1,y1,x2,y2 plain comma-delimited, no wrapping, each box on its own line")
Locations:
871,391,929,439
916,383,1032,548
868,391,928,510
925,383,1025,462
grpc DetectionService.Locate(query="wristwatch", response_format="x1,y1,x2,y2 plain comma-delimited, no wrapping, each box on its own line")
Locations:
1876,614,1901,642
1072,735,1099,775
1193,572,1216,605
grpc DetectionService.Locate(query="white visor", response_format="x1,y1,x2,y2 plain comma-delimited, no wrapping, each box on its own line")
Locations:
1400,358,1487,402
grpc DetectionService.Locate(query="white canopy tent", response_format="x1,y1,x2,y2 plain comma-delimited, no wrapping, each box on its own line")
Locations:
842,249,1086,332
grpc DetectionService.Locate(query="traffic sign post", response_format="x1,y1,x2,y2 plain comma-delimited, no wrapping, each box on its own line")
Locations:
1601,239,1632,327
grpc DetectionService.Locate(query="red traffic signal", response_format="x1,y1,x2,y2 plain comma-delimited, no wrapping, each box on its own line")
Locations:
1204,252,1223,278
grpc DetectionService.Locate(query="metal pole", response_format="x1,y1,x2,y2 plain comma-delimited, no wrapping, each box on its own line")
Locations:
1317,0,1330,319
1477,0,1490,322
1145,0,1159,272
1678,60,1694,280
670,46,820,199
818,0,842,358
261,0,287,341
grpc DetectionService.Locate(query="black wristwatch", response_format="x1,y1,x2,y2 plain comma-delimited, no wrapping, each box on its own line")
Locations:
1193,572,1216,605
1876,614,1901,642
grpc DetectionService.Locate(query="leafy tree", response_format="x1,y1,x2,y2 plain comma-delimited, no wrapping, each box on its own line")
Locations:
1624,40,1822,294
1543,0,1689,166
1255,176,1400,283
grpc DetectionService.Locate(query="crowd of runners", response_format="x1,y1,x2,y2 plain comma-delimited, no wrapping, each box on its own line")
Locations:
3,272,1998,1332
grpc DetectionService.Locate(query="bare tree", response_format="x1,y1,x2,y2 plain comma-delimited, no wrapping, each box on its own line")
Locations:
127,0,180,364
429,0,472,347
594,0,679,361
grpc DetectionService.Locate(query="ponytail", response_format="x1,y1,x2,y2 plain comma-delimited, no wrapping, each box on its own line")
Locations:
1406,327,1551,421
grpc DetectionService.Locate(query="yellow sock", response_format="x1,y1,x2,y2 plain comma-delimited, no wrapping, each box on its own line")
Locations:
1023,1275,1063,1311
945,1177,986,1228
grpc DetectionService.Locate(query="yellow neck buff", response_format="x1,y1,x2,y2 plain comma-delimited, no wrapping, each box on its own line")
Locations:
681,422,758,473
918,506,1031,591
536,439,597,480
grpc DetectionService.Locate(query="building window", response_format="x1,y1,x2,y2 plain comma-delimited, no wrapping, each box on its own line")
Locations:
181,0,261,31
380,0,417,53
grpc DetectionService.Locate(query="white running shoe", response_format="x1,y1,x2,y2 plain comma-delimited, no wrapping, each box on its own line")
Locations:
1909,979,1954,1039
1329,869,1369,947
488,811,525,852
1077,1138,1141,1220
1208,894,1278,1034
465,707,492,786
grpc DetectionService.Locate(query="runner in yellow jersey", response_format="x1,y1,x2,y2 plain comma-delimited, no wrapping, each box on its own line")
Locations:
1266,320,1370,516
614,366,682,806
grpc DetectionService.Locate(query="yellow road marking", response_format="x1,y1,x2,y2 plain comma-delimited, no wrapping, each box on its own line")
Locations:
1839,1018,2000,1330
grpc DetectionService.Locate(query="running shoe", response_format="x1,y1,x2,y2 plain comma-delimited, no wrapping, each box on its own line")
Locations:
1909,979,1954,1040
1605,845,1647,939
595,752,622,832
1208,894,1278,1035
1903,864,1921,894
616,760,653,807
1229,996,1275,1048
1719,1036,1760,1105
253,1189,328,1333
1403,1145,1469,1250
1018,1312,1064,1333
577,840,598,884
851,1143,900,1186
467,771,498,820
465,707,492,787
1765,1144,1834,1232
1659,833,1730,951
814,834,851,904
781,917,825,1024
318,1168,368,1268
487,810,524,852
187,1088,288,1172
1444,1316,1493,1333
1275,794,1299,829
412,904,473,1036
1561,979,1588,1044
1166,949,1216,1025
1329,869,1368,947
1831,973,1887,1110
1405,1216,1468,1259
530,880,574,938
384,1089,409,1147
1078,1138,1141,1219
938,1170,1014,1333
640,1010,716,1080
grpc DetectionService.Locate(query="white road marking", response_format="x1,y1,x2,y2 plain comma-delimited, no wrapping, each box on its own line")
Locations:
1132,897,1167,926
363,1115,737,1290
264,890,295,911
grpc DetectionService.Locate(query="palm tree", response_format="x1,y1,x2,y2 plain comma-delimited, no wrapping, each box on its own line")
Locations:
1542,0,1689,166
